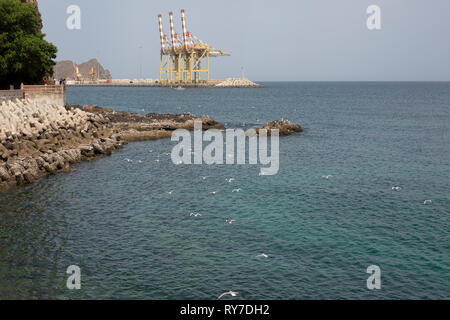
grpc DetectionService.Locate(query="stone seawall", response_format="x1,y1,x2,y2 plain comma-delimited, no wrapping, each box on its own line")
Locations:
22,85,66,108
0,99,224,192
23,92,65,108
0,90,24,102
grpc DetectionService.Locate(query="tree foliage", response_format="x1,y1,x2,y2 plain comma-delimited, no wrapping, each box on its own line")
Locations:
0,0,57,89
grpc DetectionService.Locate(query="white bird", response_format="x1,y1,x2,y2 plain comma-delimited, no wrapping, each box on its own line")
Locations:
202,176,209,180
138,160,143,164
226,178,235,183
226,219,236,225
218,291,239,300
392,186,402,191
167,190,174,195
322,175,333,179
124,158,133,163
190,212,202,217
155,159,160,163
209,191,218,195
424,200,432,204
256,253,269,259
232,188,242,193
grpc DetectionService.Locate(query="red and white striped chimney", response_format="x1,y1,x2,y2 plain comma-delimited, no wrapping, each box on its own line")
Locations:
181,9,188,51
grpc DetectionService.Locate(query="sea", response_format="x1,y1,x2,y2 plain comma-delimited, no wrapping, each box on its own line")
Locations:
0,82,449,299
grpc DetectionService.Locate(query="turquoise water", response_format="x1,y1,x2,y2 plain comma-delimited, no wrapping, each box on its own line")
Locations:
0,82,449,299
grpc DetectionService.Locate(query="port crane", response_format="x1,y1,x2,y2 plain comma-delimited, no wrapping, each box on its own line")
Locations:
157,10,230,85
89,65,97,81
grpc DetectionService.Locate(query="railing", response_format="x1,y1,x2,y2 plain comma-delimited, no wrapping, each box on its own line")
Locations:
21,84,65,93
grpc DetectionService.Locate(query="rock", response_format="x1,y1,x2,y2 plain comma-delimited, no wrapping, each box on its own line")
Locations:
0,165,10,182
215,78,262,88
254,120,303,136
92,143,104,155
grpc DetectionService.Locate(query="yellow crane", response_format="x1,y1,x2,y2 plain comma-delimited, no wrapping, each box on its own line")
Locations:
157,10,230,85
89,65,97,81
73,62,82,81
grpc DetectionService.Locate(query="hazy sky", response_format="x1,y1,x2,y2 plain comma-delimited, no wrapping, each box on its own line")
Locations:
38,0,450,81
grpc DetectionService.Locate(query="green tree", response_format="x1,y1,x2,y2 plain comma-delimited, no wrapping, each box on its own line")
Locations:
0,0,57,89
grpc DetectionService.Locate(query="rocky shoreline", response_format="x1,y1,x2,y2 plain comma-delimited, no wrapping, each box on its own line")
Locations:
1,99,302,192
0,99,224,192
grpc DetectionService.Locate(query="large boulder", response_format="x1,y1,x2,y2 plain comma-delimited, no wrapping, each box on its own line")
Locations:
255,120,303,136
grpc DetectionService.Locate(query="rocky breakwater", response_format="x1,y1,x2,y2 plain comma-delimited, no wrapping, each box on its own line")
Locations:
0,100,224,192
215,78,262,88
66,105,225,142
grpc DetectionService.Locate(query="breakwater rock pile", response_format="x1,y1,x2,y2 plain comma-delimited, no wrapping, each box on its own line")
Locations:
215,78,262,88
255,120,303,136
66,105,225,142
0,99,224,192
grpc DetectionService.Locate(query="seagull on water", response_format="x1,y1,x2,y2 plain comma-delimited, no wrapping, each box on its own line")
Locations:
256,253,269,259
226,219,236,225
124,158,133,163
202,176,209,180
424,200,432,204
167,190,174,195
190,212,202,217
392,186,402,191
226,178,235,183
322,175,333,179
218,291,239,300
209,191,218,195
232,188,242,193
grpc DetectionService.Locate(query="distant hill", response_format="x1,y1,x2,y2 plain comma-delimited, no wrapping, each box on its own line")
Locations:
54,59,112,80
